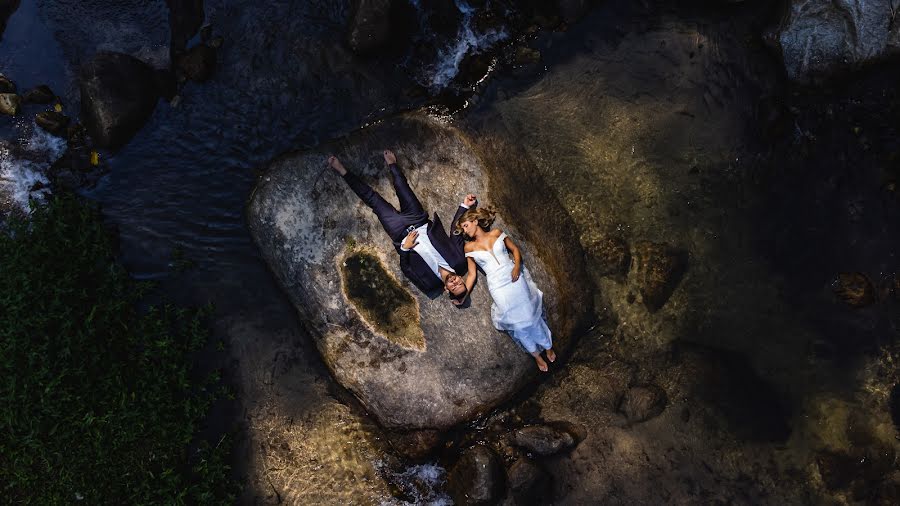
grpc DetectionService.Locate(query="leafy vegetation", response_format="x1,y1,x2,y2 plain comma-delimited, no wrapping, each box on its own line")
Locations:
0,196,237,504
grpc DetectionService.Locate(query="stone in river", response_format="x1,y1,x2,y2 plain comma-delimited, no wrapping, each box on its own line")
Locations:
508,424,576,456
247,114,592,430
771,0,900,82
35,111,70,137
447,445,505,506
22,85,55,104
0,93,20,115
79,52,160,149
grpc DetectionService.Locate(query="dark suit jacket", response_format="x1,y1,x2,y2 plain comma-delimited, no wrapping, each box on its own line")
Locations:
397,204,471,298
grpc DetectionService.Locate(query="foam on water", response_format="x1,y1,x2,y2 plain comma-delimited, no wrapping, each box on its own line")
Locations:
425,0,507,91
0,123,66,215
376,460,453,505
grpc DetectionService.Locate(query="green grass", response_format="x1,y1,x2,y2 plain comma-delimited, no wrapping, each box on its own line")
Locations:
0,195,237,504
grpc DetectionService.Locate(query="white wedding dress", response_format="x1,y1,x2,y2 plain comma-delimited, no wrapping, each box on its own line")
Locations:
466,232,553,354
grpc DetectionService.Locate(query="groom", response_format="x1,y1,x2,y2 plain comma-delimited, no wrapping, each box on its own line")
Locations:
329,150,476,302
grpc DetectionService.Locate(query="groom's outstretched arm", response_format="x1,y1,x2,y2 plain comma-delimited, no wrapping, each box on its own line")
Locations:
450,193,477,247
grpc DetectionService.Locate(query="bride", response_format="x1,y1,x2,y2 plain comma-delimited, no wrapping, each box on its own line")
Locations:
455,207,556,372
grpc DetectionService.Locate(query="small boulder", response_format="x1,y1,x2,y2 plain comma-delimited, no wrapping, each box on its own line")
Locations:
619,385,667,423
509,425,575,456
35,111,70,137
832,272,875,308
772,0,900,82
79,52,160,149
506,458,551,505
175,44,216,82
0,93,20,115
22,85,55,104
628,241,687,312
0,73,15,93
447,446,505,506
346,0,393,55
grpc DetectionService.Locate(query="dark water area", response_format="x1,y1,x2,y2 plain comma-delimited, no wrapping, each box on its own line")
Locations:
4,0,900,502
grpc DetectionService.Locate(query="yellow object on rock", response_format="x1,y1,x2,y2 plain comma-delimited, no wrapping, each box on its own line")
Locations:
90,151,99,166
53,103,63,112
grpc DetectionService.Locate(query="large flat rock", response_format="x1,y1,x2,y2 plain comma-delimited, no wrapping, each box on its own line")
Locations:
247,114,592,430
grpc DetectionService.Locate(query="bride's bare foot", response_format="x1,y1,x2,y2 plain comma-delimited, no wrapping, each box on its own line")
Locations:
383,149,396,165
327,155,347,176
534,354,549,372
546,348,556,363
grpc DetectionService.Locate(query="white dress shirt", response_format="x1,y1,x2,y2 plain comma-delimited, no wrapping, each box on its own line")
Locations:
399,202,469,279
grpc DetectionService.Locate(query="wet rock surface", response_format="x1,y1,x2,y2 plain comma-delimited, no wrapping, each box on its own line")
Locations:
447,445,505,506
248,113,590,430
34,111,69,137
773,0,900,82
0,93,20,115
79,52,160,149
165,0,204,56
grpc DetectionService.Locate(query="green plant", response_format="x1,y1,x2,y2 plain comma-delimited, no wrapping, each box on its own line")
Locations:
0,195,237,504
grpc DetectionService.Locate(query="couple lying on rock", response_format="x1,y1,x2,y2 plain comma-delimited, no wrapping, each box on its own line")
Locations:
328,150,557,372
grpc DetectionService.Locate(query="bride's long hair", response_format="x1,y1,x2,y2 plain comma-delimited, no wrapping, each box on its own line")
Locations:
454,206,496,237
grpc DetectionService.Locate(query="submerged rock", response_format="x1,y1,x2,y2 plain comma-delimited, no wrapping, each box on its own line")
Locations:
509,425,576,456
628,241,688,312
385,429,442,460
619,384,667,423
35,111,70,137
773,0,900,82
247,114,590,430
22,85,55,104
0,92,20,115
79,52,160,149
447,445,505,506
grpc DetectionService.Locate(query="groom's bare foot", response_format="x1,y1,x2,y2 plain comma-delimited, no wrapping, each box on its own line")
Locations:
327,155,347,176
546,348,556,363
535,355,549,372
383,149,397,165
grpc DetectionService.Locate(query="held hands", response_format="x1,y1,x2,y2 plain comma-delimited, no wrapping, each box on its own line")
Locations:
464,193,477,207
511,264,521,282
402,230,419,250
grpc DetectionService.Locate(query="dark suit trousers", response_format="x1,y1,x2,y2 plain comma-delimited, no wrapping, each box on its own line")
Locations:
342,164,429,243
